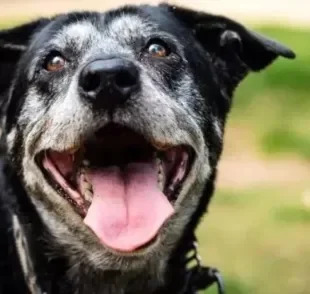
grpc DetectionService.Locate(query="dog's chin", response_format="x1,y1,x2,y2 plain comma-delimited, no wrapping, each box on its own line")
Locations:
34,124,195,254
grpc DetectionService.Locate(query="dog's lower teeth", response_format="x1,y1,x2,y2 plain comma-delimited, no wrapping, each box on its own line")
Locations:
79,167,93,200
68,146,80,154
156,156,165,191
158,173,164,191
82,160,90,167
166,185,175,200
83,180,92,192
84,189,93,202
82,178,93,201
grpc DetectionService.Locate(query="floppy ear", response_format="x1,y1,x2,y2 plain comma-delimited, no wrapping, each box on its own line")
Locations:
162,4,296,87
0,19,50,95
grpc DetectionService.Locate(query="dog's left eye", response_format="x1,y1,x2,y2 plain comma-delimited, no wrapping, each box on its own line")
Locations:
147,41,170,58
43,52,66,72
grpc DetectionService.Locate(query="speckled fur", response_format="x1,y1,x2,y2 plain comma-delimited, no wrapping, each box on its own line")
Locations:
0,3,295,294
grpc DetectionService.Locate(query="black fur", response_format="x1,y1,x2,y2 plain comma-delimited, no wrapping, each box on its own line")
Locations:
0,4,295,293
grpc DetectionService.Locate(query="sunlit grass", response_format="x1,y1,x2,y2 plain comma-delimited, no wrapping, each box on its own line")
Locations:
231,26,310,160
274,206,310,224
197,184,310,294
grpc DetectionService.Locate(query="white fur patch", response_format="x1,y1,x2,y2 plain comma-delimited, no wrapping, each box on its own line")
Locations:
55,21,100,52
12,214,45,294
1,43,26,51
6,127,17,152
107,15,153,40
213,119,223,139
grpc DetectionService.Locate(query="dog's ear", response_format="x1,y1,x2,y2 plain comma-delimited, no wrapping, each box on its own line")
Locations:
163,4,295,87
0,19,50,95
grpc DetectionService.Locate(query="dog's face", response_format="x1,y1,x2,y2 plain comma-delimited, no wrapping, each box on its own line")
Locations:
0,3,294,278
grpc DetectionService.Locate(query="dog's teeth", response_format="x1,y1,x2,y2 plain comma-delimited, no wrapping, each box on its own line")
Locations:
84,189,93,202
68,146,79,154
82,181,93,201
156,156,165,191
81,172,92,190
84,180,93,193
79,167,93,201
82,159,90,167
158,174,164,191
155,156,161,168
166,185,175,200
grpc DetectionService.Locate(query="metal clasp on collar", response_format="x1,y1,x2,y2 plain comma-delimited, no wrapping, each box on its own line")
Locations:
182,238,225,294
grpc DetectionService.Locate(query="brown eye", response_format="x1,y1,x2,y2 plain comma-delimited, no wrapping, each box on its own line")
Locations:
147,42,169,57
44,52,66,72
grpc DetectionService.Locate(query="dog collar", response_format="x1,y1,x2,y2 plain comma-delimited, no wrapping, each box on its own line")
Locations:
181,265,225,294
180,235,225,294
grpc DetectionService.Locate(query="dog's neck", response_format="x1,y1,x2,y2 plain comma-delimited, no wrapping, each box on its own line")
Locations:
17,216,217,294
11,209,193,294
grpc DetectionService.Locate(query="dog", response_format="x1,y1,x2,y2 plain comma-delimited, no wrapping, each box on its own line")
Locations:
0,3,295,294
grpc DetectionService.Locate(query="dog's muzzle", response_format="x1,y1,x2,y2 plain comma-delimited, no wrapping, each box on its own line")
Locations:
38,123,194,253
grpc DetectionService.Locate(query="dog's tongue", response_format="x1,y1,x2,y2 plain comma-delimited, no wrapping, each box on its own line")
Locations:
83,162,174,252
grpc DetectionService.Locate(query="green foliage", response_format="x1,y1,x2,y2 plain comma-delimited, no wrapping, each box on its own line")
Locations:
231,26,310,160
205,277,252,294
262,128,310,159
274,205,310,224
197,185,310,294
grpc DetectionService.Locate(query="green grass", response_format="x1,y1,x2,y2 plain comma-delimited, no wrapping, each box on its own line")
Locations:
262,129,310,160
230,26,310,160
197,185,310,294
274,206,310,224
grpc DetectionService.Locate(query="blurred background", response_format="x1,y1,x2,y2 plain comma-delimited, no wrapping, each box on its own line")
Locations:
1,1,309,293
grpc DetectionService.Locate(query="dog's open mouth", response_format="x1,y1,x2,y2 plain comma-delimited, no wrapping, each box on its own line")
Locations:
38,124,193,252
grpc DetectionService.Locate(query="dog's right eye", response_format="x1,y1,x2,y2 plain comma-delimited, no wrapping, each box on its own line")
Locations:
145,39,171,58
43,52,66,72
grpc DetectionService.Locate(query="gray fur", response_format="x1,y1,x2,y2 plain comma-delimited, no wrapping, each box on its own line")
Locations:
0,4,295,293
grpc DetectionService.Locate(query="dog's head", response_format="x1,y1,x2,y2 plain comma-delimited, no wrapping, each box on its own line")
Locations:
0,3,294,277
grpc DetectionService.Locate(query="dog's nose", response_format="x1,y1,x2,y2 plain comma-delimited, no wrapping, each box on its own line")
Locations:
79,58,139,109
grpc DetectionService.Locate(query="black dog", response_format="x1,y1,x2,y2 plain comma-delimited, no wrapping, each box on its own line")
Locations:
0,3,295,294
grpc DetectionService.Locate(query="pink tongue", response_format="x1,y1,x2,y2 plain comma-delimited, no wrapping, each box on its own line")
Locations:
83,162,174,252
